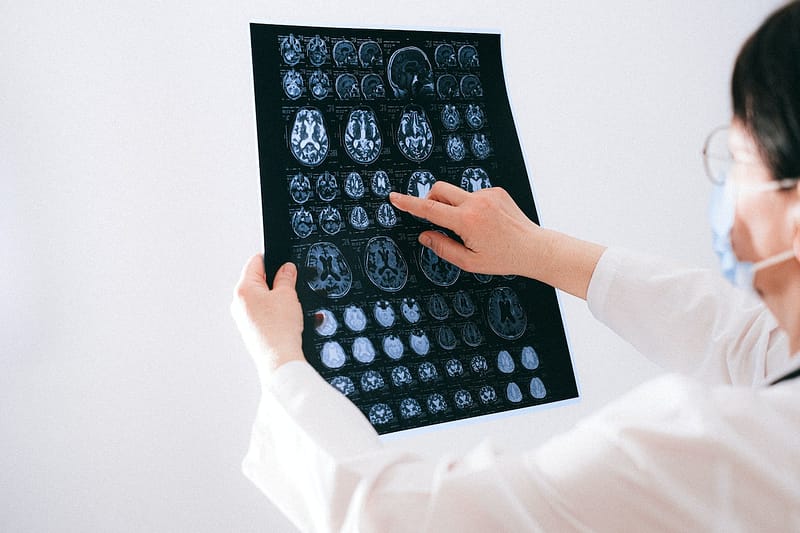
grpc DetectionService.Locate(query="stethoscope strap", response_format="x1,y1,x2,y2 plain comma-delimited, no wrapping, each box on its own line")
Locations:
769,366,800,386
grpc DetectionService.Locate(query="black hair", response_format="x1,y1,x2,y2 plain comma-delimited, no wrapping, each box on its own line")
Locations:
732,0,800,180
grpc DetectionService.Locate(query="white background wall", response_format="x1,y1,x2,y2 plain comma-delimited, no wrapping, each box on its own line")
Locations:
1,1,784,531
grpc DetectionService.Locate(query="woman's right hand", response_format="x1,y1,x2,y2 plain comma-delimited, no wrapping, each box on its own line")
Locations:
390,182,607,299
389,182,541,276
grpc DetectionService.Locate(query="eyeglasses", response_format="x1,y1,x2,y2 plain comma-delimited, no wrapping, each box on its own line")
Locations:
701,125,799,191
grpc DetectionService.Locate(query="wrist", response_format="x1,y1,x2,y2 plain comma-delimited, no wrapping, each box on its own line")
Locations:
258,349,306,390
515,224,554,279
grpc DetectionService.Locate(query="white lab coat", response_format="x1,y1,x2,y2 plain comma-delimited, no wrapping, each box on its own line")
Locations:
241,248,800,532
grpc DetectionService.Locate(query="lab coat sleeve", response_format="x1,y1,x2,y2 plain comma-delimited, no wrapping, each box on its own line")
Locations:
243,363,800,532
585,247,788,384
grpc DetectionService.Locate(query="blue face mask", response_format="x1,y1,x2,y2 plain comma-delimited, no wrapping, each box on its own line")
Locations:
709,179,796,291
709,180,749,285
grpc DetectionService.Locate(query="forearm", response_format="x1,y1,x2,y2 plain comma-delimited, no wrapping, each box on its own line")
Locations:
518,227,607,300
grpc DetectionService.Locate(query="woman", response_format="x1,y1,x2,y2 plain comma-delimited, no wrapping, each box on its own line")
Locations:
232,2,800,531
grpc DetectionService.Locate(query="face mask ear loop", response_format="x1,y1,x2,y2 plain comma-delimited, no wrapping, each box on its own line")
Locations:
752,250,798,272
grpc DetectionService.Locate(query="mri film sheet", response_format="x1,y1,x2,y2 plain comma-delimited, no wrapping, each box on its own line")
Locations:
251,24,579,435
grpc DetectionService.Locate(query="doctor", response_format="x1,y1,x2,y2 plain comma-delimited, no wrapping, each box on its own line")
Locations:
232,2,800,531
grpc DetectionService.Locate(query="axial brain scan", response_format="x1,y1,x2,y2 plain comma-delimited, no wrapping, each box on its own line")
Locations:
364,236,408,292
289,107,329,167
254,24,578,434
343,108,383,164
396,104,434,162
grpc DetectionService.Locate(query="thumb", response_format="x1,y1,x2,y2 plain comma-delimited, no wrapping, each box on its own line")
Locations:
272,262,297,290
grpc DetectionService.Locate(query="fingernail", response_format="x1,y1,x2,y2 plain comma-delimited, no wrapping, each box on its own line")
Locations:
283,262,297,276
389,192,399,203
419,233,432,247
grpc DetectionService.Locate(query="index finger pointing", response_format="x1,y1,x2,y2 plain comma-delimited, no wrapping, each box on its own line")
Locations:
389,192,461,230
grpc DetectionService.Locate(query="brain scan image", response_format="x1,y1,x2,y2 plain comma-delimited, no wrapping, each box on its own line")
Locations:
309,70,331,100
408,329,430,356
427,293,450,321
530,377,547,399
436,74,459,99
465,104,486,130
282,69,304,100
406,170,435,199
368,403,394,425
371,170,391,197
418,363,439,384
329,375,355,396
454,390,473,409
352,336,376,363
335,73,360,100
445,358,464,377
460,167,492,192
437,325,457,350
400,298,421,324
365,236,408,292
461,321,483,347
289,107,329,167
458,44,479,68
313,309,338,336
521,346,539,370
289,172,312,203
419,238,461,286
376,202,398,228
387,46,434,99
440,104,461,131
399,398,422,419
359,40,383,68
361,74,385,100
344,171,365,199
343,108,383,164
319,206,343,235
280,34,302,66
315,171,338,201
383,334,404,360
361,370,385,392
478,385,497,404
307,35,328,66
445,134,466,161
452,290,475,318
487,287,527,340
426,392,447,413
502,274,517,280
291,207,314,238
333,39,358,66
255,25,578,434
473,272,493,284
305,242,353,298
320,340,346,369
470,355,488,375
373,300,395,328
343,305,368,332
434,43,457,68
497,350,515,374
471,133,491,160
396,105,434,162
460,74,483,98
391,366,413,386
506,382,523,403
349,206,370,230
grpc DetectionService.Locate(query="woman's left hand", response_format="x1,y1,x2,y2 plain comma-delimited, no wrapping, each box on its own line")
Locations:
231,255,306,387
